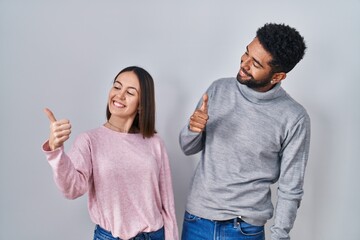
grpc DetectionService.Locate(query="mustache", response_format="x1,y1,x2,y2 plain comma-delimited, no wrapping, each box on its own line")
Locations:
240,67,252,77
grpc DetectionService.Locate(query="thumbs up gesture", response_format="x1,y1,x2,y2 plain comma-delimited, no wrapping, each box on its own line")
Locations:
189,93,209,133
44,108,72,150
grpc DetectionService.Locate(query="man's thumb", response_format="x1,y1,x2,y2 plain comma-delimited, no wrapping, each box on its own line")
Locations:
200,93,208,113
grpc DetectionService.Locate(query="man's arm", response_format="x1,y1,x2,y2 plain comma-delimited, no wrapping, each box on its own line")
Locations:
271,114,311,239
179,93,208,155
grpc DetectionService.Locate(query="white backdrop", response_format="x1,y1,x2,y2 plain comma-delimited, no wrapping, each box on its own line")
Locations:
1,0,359,239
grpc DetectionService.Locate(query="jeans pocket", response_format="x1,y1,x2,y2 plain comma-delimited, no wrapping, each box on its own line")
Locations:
237,221,264,236
183,211,201,222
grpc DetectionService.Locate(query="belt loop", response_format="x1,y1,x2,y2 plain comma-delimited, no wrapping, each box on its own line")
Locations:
233,218,240,228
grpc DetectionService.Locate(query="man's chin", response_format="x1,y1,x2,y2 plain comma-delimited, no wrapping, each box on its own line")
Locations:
236,75,250,84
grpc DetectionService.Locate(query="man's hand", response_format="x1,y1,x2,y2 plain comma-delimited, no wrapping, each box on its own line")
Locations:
44,108,71,150
189,93,209,133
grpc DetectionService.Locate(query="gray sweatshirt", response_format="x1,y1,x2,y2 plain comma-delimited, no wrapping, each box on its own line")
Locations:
179,78,311,240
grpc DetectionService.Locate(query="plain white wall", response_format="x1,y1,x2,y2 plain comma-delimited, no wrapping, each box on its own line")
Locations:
1,0,359,239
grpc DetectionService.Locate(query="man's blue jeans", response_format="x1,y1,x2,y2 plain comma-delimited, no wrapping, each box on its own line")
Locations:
181,211,265,240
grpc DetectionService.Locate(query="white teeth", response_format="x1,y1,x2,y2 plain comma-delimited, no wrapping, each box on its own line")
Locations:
240,70,250,79
240,70,246,77
113,101,125,108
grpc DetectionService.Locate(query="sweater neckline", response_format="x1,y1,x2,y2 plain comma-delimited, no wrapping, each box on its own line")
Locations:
101,125,141,136
237,79,285,104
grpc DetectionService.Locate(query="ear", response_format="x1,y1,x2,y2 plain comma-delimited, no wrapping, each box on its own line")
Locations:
271,72,286,84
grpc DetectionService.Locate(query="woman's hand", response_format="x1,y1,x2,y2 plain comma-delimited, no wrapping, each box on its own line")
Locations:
44,108,71,150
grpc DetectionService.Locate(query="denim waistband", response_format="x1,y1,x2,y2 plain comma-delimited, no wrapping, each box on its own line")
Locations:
95,224,164,240
216,217,244,224
185,211,243,228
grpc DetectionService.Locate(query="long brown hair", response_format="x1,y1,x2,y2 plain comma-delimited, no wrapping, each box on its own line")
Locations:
106,66,156,138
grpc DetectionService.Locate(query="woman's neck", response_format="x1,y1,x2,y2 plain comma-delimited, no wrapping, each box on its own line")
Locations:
105,116,135,133
105,120,128,133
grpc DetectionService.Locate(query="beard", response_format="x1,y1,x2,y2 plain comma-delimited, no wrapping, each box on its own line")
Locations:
236,68,272,89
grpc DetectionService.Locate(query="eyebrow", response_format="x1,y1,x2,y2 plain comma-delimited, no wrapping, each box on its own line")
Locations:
115,81,139,92
246,46,264,68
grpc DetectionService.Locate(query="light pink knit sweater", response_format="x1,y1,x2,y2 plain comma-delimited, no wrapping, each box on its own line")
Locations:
42,126,179,240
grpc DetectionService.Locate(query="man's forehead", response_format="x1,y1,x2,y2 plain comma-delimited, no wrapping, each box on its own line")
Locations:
247,38,272,65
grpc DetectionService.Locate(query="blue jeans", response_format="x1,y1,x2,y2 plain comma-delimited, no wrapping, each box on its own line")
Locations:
181,211,265,240
93,225,165,240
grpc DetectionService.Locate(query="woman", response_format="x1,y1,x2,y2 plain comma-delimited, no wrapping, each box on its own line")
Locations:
42,66,179,240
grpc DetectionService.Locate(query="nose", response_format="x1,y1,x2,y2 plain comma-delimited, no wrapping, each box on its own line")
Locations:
241,55,251,71
118,90,126,100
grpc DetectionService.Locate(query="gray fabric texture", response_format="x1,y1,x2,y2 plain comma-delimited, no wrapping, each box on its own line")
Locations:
179,78,311,239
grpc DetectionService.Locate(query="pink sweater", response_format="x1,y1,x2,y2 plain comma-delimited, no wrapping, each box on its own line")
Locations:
42,126,179,240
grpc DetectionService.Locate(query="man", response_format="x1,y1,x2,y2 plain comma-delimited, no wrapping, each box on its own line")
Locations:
179,23,310,240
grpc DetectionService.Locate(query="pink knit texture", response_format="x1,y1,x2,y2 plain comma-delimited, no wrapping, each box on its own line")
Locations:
42,126,178,240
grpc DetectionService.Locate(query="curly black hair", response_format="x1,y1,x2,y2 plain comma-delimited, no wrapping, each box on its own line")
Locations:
256,23,306,73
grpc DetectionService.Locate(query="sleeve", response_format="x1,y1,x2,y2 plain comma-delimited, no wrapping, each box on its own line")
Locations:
42,133,93,200
270,114,311,240
158,140,179,240
178,87,212,155
178,124,205,155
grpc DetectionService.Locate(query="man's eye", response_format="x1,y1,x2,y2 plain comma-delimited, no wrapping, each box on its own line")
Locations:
253,63,260,68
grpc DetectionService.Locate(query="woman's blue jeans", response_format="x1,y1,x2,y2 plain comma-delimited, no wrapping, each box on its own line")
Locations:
93,225,164,240
181,211,265,240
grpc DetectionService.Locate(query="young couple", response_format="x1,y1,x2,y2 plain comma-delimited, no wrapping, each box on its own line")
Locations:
42,23,310,240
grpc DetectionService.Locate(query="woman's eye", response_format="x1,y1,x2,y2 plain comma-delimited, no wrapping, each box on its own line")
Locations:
113,83,122,90
127,91,135,96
